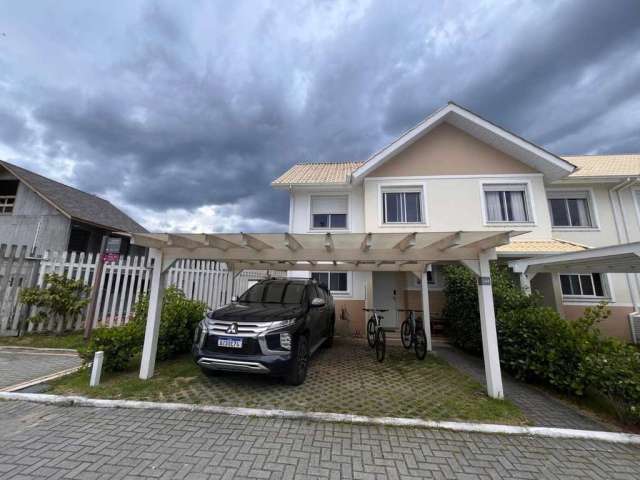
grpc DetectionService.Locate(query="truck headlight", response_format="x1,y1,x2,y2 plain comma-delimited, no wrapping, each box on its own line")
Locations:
269,318,297,330
279,333,292,350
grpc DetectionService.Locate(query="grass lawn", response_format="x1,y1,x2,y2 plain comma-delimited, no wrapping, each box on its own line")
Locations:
50,338,527,425
0,332,86,350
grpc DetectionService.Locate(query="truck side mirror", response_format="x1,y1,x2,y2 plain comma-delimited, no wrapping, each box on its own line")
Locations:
311,297,325,307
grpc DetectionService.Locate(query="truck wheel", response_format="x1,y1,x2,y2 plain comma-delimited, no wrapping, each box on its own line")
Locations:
323,320,335,348
285,336,309,386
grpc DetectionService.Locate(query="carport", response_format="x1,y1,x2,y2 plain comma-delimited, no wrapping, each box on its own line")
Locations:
129,230,527,399
510,241,640,342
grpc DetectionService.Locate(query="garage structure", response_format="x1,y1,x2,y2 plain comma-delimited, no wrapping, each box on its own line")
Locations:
129,230,528,399
510,241,640,343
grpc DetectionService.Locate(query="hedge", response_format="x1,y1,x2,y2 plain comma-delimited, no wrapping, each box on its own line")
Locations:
79,286,206,372
442,264,640,423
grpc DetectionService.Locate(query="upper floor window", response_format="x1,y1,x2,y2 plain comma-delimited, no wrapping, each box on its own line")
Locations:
560,273,606,298
548,191,594,228
483,184,530,223
383,188,423,223
0,180,18,215
311,195,348,229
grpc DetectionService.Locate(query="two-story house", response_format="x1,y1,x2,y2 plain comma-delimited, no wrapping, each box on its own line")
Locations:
0,160,147,255
272,103,640,343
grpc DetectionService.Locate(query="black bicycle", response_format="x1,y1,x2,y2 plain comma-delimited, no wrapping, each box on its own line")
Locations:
364,308,388,362
399,309,428,360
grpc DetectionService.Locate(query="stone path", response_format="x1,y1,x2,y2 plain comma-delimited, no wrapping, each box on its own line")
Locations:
0,399,639,479
434,342,615,431
0,347,82,391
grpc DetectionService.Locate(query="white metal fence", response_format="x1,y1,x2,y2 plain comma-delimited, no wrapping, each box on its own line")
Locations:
0,245,285,335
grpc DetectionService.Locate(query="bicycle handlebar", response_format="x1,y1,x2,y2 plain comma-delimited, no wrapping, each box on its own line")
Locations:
363,308,388,312
396,309,423,313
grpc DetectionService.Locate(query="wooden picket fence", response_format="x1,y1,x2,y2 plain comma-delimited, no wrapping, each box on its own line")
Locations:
0,244,285,336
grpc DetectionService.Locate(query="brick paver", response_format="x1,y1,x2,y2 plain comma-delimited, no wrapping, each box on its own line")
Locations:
0,399,638,479
434,342,615,431
0,348,82,390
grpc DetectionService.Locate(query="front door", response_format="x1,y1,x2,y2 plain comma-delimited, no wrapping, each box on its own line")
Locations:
373,272,399,329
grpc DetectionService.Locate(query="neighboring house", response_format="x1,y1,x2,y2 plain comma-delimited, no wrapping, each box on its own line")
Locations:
272,102,640,342
0,160,147,255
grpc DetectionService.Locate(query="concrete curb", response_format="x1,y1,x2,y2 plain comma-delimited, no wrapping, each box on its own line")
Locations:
0,365,85,393
1,392,639,445
0,346,79,355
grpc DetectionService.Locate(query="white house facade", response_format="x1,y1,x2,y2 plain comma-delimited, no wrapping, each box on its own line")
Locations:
273,103,640,343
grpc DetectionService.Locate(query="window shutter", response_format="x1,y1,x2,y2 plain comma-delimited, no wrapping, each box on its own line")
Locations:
311,195,348,214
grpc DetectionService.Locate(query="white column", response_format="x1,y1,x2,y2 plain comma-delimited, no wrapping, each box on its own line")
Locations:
420,270,432,352
519,273,531,295
550,273,565,316
139,248,166,380
477,250,504,399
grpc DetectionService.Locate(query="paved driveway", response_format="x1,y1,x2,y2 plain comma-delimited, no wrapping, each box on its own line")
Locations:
0,400,639,480
0,347,82,392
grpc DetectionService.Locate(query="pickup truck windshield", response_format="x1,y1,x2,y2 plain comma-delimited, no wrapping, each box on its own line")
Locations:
239,282,305,304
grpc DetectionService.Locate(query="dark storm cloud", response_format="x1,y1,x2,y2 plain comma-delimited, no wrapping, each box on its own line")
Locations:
1,0,639,231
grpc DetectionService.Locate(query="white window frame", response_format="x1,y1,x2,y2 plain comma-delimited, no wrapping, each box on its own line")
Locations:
308,193,350,232
310,271,351,296
377,182,428,227
480,181,536,226
547,188,599,230
559,272,611,303
632,189,640,233
0,195,15,215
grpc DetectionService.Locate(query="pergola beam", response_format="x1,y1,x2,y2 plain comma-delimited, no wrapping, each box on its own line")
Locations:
205,234,243,250
284,233,302,251
360,233,372,252
324,233,334,252
167,234,206,250
431,231,462,251
241,232,274,251
393,232,416,252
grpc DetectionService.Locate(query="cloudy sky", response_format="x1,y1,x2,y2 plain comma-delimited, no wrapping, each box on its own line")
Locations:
1,0,639,232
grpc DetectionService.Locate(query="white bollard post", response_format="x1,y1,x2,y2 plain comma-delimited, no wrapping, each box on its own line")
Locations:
90,351,104,387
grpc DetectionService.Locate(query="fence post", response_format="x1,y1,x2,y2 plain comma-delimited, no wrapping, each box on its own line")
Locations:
84,237,108,340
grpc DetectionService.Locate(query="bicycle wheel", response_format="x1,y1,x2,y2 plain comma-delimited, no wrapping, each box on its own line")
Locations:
400,320,412,349
414,328,427,360
375,329,386,362
367,318,376,348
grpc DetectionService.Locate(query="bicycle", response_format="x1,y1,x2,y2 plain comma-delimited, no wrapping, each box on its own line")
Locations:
398,309,428,360
364,308,388,362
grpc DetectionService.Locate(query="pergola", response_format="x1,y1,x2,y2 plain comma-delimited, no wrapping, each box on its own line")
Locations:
130,230,527,399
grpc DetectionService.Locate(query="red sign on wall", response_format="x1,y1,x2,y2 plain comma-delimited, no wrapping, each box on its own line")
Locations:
102,252,120,264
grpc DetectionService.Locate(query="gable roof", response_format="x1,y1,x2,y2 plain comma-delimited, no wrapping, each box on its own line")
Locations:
273,102,579,187
352,102,576,181
0,160,147,233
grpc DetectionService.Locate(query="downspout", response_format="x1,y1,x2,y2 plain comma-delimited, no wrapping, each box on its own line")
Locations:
609,177,640,342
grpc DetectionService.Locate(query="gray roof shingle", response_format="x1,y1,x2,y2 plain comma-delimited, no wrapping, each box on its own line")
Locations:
0,160,147,233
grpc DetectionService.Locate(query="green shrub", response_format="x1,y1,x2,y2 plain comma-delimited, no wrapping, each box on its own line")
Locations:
80,286,206,372
442,264,640,423
19,273,91,332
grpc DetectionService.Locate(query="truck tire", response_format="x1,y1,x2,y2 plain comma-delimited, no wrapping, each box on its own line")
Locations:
285,335,309,386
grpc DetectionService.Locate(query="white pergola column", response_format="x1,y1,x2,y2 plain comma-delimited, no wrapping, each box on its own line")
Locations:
420,270,432,352
477,250,504,399
139,248,167,380
519,273,532,295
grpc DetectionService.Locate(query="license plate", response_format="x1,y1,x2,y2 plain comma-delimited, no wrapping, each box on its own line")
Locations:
217,337,243,349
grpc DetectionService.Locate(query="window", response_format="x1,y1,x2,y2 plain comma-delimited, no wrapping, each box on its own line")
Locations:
548,192,593,227
311,272,348,293
382,189,423,223
0,180,18,215
483,184,530,223
560,273,606,297
311,195,348,229
426,269,435,285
